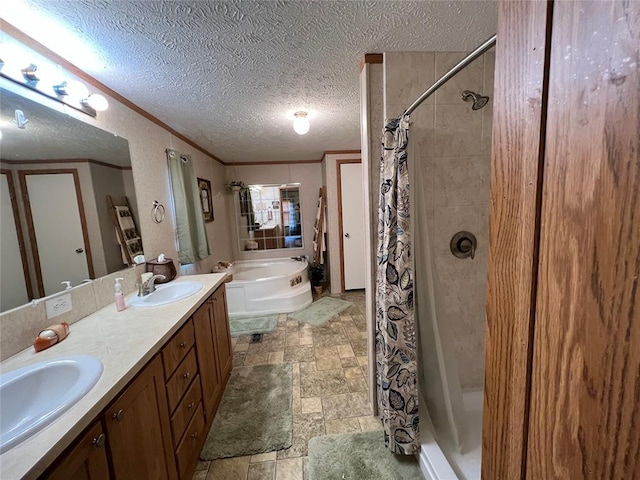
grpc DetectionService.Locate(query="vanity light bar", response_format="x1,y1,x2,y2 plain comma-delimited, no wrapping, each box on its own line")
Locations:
0,49,108,117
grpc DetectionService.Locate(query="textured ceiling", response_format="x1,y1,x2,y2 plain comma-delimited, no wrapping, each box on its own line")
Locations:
3,1,497,163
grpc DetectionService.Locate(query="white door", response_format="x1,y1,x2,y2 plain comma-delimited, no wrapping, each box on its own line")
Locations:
1,173,29,310
26,173,90,296
340,162,366,290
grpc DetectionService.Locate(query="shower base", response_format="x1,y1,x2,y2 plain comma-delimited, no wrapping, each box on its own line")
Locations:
418,390,483,480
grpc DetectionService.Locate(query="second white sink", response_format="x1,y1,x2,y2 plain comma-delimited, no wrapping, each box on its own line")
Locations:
0,355,103,453
129,281,203,308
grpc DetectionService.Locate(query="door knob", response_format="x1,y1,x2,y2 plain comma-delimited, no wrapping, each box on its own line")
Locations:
344,233,350,238
75,248,84,254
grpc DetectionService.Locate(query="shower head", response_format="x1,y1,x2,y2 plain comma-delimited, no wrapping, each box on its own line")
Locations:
462,90,490,110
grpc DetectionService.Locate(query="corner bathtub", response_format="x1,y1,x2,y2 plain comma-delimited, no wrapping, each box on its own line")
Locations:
226,259,313,317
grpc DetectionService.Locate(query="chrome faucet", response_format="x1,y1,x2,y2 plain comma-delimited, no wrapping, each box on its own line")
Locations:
291,255,308,262
138,274,166,296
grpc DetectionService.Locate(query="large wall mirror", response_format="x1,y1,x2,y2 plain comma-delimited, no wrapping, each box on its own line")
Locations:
236,184,303,252
0,79,141,313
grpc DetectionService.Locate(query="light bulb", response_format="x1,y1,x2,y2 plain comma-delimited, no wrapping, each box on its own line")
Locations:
0,43,31,78
35,64,64,86
84,94,109,111
293,111,310,135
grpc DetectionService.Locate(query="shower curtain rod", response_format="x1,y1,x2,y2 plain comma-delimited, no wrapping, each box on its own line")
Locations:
404,34,497,117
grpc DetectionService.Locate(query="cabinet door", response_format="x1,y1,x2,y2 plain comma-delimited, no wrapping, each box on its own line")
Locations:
193,298,223,423
104,355,177,480
44,421,110,480
212,286,233,381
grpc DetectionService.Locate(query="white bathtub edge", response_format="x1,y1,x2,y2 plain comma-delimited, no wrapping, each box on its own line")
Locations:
418,392,460,480
228,295,312,318
418,433,460,480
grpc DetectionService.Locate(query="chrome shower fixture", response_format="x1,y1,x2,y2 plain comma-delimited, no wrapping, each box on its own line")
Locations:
462,90,490,110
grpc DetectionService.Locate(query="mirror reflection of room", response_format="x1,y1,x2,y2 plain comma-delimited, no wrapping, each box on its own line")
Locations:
0,83,140,313
238,184,302,251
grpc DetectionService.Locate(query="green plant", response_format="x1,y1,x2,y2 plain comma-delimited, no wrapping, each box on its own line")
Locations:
309,263,325,287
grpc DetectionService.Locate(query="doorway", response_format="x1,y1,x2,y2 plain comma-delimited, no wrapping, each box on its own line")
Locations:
19,169,94,297
337,160,366,291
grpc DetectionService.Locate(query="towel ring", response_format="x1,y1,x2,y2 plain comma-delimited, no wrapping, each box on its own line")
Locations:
152,200,165,224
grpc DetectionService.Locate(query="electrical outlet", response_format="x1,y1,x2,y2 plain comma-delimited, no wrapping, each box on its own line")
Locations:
45,293,72,319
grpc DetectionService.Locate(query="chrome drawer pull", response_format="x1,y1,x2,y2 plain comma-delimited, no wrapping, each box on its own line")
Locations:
112,409,125,422
183,372,190,380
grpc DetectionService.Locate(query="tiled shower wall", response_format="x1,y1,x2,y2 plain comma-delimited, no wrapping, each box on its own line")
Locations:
383,51,494,389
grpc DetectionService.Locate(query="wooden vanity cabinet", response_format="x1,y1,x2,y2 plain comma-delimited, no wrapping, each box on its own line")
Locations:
212,286,232,382
193,284,233,423
160,319,206,479
193,297,223,422
37,282,232,480
43,421,110,480
104,355,177,480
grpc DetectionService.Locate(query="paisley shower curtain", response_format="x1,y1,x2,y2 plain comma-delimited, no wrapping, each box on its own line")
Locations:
376,115,419,455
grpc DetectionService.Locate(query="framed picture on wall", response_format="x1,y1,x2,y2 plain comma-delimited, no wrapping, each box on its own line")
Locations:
197,177,214,222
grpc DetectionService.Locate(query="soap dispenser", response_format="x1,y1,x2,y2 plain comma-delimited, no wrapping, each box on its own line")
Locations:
114,277,126,312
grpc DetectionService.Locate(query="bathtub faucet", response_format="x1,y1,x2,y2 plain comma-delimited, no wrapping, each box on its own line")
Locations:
291,255,308,262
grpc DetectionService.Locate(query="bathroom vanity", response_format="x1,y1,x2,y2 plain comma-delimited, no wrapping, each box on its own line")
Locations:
0,273,232,480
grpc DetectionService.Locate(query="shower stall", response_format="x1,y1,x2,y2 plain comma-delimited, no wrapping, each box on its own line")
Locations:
360,36,495,479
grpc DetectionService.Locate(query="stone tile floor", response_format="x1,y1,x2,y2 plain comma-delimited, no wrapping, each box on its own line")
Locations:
192,290,383,480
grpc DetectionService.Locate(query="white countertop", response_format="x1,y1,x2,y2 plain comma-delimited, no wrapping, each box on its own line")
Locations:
0,273,228,480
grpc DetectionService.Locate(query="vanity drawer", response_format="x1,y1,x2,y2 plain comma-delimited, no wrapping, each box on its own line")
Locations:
163,320,195,380
175,403,205,479
171,373,202,447
166,348,198,413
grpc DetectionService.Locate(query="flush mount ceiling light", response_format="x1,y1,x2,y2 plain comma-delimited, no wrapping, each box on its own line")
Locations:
293,111,310,135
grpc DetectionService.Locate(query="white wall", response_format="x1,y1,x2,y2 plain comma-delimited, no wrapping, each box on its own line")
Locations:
71,96,234,275
89,163,128,276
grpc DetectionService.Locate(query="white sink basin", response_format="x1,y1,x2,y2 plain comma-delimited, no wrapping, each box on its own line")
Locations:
0,355,103,453
129,281,203,308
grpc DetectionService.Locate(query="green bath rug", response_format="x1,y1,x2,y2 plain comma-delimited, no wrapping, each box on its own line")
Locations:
308,431,424,480
200,363,293,459
288,297,353,326
228,314,278,337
